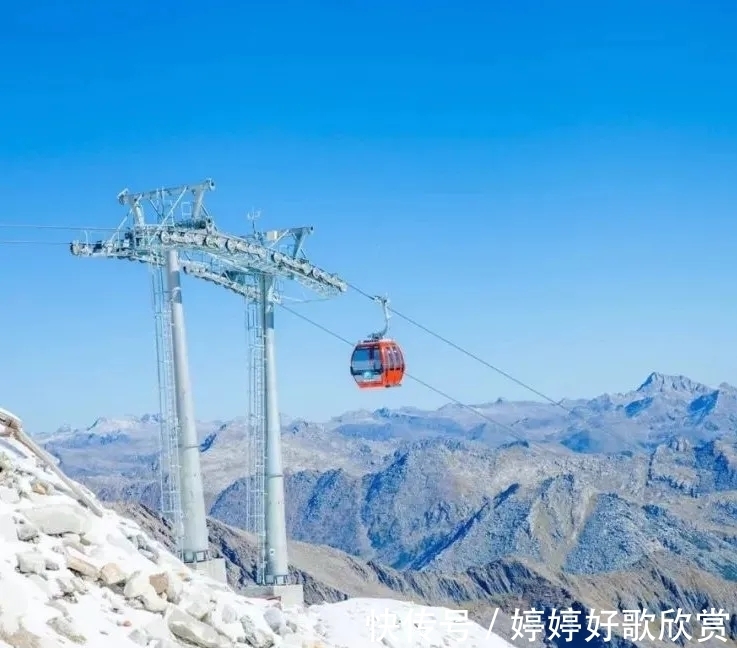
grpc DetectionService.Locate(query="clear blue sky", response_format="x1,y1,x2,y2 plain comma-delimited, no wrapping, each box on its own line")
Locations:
1,0,736,433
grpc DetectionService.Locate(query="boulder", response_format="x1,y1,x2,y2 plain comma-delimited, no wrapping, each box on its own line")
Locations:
16,521,39,542
180,592,213,621
47,615,86,643
167,607,232,648
140,590,168,614
100,562,127,586
65,547,101,580
16,551,46,575
149,571,169,595
124,571,156,599
23,504,92,536
240,612,276,648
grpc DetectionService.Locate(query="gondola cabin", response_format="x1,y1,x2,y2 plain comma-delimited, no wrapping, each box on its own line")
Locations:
350,339,405,389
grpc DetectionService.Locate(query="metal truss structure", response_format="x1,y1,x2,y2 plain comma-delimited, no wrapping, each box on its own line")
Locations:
70,179,347,584
150,261,184,558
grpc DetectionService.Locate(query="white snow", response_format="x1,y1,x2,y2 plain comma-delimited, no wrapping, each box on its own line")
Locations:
0,432,513,648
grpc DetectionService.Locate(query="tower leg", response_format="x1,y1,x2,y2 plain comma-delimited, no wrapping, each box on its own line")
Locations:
261,275,290,585
151,264,183,556
167,249,226,583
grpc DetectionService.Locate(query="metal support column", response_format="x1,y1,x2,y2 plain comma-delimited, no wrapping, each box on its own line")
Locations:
166,248,210,564
261,274,289,584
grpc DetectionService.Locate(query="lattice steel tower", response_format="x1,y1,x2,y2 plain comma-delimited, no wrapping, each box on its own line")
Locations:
70,179,346,589
184,222,347,586
71,180,221,578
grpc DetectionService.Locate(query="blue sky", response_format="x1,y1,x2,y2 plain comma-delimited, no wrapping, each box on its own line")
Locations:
1,0,737,433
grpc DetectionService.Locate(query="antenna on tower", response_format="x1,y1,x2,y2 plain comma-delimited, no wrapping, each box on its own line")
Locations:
247,209,261,236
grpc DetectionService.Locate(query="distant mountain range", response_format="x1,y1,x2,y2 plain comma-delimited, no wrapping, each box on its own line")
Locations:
34,372,737,645
41,370,737,446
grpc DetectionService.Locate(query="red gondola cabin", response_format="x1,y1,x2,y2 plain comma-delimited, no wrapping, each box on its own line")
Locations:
350,339,405,389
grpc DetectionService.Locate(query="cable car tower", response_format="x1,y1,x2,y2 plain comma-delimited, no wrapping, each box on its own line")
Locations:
69,179,347,595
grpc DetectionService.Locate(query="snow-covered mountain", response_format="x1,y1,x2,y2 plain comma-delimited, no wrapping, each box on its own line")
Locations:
0,420,511,648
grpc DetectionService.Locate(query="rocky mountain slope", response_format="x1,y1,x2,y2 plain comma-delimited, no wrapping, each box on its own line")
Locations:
212,434,737,578
37,373,737,573
38,372,737,507
30,372,737,646
115,501,737,648
0,427,510,648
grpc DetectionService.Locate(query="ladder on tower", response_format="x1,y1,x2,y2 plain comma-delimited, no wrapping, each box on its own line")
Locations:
246,285,267,585
151,263,184,560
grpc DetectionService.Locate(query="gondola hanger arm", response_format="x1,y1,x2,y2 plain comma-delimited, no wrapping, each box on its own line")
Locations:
368,295,390,340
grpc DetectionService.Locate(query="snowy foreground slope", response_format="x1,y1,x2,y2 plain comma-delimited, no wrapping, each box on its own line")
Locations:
0,434,511,648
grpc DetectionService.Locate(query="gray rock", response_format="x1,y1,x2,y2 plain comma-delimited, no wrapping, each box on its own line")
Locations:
23,504,92,536
123,571,155,599
221,604,238,625
71,576,89,593
16,478,31,497
145,616,175,642
167,607,232,648
262,607,286,634
16,521,39,542
16,551,46,575
140,589,168,613
181,592,213,621
239,614,275,648
56,575,75,594
165,572,184,604
47,616,86,644
128,628,149,646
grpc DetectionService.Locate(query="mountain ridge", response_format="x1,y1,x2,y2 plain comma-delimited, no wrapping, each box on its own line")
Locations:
38,371,737,450
33,371,737,647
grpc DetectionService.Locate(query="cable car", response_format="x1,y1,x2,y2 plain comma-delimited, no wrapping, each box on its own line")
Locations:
350,296,405,389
